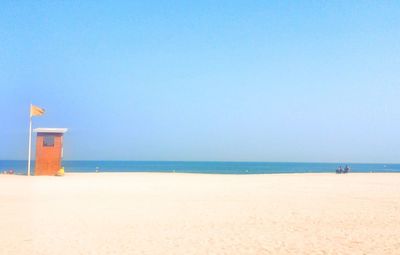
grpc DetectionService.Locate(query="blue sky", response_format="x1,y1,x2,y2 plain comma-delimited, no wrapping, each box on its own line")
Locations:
1,1,399,162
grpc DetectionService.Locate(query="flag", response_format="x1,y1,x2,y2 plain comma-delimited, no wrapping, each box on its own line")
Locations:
30,104,45,117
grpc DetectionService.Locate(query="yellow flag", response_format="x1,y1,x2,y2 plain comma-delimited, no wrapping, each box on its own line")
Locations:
30,104,45,117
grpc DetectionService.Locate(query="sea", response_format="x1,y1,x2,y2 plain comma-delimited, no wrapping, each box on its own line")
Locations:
0,160,399,175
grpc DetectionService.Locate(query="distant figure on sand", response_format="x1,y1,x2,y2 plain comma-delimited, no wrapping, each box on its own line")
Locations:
336,165,350,174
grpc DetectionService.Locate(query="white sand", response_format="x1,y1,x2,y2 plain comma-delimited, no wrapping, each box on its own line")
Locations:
1,173,400,255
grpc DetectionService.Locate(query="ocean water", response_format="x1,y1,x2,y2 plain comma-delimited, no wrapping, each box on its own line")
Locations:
0,160,399,175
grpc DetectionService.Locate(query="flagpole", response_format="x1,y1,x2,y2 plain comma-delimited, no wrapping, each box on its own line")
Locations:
27,104,32,176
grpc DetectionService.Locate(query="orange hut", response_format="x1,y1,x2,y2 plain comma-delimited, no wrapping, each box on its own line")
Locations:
33,128,68,176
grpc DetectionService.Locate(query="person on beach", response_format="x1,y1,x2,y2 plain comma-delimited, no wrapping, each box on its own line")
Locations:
336,166,343,174
344,165,350,174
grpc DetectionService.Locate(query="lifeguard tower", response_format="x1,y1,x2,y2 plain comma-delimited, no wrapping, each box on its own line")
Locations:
33,128,68,176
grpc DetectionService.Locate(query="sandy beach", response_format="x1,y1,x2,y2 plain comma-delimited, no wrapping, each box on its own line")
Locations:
1,173,400,255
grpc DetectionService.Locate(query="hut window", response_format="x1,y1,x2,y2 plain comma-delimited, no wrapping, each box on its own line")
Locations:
43,135,55,147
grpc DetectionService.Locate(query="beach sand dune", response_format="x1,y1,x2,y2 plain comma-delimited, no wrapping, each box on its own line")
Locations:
1,173,400,254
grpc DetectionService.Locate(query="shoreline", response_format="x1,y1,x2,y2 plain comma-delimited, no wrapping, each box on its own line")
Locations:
2,171,399,177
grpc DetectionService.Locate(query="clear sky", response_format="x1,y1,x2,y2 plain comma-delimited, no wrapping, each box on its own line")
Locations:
1,1,399,163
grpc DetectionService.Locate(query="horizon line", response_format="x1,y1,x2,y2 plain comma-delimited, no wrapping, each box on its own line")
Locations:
1,159,399,165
